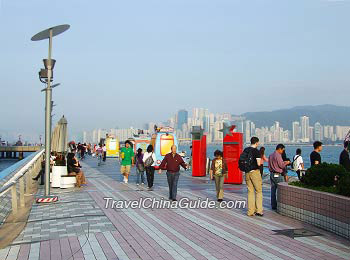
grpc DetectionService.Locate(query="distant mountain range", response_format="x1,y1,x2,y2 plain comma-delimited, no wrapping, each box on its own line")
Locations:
241,105,350,130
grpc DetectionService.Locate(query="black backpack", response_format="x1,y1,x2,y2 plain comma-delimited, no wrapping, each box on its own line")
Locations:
239,147,255,172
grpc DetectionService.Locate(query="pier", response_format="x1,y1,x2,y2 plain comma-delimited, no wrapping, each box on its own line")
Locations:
0,146,41,160
0,156,349,259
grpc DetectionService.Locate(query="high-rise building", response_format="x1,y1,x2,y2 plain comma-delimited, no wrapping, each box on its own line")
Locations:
300,116,310,142
82,131,87,143
309,127,314,142
250,122,256,137
232,116,244,133
245,120,251,143
92,130,97,143
271,121,282,142
314,122,323,141
292,121,300,142
214,120,224,142
323,125,334,140
192,108,199,120
335,126,350,141
203,114,210,133
192,108,206,120
177,109,188,129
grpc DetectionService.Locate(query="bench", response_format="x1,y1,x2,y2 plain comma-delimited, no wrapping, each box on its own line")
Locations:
60,175,76,188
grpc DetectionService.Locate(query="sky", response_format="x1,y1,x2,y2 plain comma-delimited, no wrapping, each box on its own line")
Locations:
0,0,350,142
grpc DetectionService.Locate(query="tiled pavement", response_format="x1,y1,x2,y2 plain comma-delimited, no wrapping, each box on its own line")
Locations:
0,157,349,260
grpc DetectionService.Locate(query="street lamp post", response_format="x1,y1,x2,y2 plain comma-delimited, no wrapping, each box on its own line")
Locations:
31,24,70,199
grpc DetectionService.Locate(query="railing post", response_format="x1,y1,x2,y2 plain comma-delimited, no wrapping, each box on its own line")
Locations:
25,171,32,195
11,184,18,214
19,177,25,207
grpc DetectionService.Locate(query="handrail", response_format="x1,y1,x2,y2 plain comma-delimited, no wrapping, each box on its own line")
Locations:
262,165,307,172
0,149,44,196
0,149,44,221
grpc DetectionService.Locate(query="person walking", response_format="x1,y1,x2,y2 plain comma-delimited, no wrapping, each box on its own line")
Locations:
120,141,134,183
259,147,268,176
143,145,157,190
268,144,288,210
339,141,350,171
310,141,323,166
159,145,187,201
102,144,107,162
135,148,145,186
292,148,304,180
241,137,262,216
80,143,86,160
210,150,228,202
96,144,103,166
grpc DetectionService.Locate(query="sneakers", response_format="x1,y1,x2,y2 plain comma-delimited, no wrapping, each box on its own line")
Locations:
136,183,139,186
148,187,153,191
255,213,264,217
141,183,145,185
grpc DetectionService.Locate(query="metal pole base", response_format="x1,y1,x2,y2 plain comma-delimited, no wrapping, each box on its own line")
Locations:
36,195,59,203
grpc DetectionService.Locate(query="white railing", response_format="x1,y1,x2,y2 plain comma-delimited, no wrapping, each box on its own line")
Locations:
0,149,44,217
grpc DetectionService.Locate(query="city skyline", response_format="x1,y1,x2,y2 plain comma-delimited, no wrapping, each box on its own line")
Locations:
3,103,350,144
81,107,350,145
1,1,350,143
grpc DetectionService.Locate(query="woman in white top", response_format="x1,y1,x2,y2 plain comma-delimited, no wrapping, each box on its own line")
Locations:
143,145,157,190
293,148,304,180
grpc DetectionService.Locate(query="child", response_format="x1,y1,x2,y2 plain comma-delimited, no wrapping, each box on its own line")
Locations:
210,150,228,202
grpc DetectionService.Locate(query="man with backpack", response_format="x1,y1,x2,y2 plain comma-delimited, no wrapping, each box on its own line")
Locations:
268,144,288,210
239,137,262,217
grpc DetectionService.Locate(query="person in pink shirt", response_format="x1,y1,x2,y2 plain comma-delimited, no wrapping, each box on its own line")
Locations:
268,144,289,210
259,147,268,176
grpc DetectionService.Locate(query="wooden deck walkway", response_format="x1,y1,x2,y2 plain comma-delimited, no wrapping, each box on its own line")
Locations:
0,156,349,260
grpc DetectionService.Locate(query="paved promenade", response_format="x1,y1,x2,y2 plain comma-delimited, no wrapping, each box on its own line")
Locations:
1,157,349,260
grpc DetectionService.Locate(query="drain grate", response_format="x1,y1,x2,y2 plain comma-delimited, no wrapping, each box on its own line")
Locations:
272,229,323,239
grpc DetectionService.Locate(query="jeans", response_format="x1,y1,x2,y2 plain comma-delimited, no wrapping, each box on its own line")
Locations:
145,166,155,188
136,168,145,184
166,171,180,200
270,174,285,210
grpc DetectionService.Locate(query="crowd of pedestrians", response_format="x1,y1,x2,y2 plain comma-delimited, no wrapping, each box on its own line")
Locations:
65,135,350,216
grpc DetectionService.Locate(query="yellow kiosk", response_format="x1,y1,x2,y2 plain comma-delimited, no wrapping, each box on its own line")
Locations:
106,137,119,157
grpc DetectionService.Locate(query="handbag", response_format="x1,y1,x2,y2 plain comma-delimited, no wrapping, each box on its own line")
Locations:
137,163,145,172
144,152,154,167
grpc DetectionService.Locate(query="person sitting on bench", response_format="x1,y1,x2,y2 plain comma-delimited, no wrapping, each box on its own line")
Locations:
67,153,87,187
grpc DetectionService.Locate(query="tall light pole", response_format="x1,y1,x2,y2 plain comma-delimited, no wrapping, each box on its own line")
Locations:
31,24,70,199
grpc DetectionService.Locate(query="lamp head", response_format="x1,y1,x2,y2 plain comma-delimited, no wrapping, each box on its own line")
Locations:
43,59,56,70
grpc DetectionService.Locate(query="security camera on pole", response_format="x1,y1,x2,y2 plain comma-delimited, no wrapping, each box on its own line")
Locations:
31,24,70,203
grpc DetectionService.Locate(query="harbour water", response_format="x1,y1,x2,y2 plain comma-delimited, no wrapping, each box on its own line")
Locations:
0,145,344,175
179,144,344,176
0,160,17,172
0,152,34,172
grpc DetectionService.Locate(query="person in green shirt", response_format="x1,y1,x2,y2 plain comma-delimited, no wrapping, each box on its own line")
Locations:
120,140,135,183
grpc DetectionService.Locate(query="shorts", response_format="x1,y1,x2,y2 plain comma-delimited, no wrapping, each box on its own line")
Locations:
121,165,131,174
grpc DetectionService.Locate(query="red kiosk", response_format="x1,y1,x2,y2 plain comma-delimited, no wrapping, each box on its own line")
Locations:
191,126,207,177
222,124,243,184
